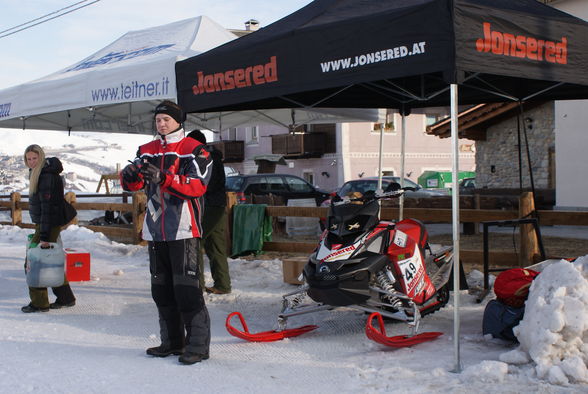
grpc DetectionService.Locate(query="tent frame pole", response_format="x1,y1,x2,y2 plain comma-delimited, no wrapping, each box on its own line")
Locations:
376,114,385,187
376,112,385,220
399,110,406,221
450,83,462,373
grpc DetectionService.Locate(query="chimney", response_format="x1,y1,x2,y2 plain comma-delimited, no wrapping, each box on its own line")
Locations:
245,19,260,31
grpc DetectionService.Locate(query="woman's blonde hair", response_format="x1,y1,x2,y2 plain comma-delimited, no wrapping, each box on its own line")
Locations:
24,144,45,194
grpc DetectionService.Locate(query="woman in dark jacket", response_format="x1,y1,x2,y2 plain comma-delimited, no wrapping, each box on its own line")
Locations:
22,144,76,313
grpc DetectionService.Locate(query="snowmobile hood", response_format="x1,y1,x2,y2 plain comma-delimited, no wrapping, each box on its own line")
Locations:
327,199,380,239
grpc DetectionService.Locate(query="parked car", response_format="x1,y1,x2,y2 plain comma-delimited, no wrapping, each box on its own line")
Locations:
459,177,476,192
336,176,448,199
225,174,331,205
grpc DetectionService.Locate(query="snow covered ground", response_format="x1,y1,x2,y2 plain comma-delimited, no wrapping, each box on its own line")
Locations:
1,129,587,392
1,224,587,393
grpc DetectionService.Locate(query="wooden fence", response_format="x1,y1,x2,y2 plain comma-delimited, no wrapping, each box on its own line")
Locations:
260,193,588,266
0,192,146,244
2,191,588,266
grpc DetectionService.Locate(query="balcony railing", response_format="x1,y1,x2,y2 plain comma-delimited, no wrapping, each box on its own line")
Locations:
271,133,325,158
209,140,244,162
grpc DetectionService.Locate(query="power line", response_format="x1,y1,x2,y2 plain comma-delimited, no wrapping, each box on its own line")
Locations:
0,0,94,35
0,0,101,39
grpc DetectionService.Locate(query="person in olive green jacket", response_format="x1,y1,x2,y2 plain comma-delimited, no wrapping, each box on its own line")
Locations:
187,130,231,295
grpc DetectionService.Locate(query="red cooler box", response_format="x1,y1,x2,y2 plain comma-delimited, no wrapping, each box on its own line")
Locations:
64,248,91,282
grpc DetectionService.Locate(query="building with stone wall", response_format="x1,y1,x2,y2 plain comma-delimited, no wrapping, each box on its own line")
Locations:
427,101,555,193
475,103,554,189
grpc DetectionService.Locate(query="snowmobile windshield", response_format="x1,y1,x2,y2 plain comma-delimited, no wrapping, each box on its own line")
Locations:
326,199,380,241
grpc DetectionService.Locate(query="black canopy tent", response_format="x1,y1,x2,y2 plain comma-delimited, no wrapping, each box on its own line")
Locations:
176,0,588,112
176,0,588,370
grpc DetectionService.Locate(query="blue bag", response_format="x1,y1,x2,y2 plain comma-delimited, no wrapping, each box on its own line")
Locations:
26,241,65,288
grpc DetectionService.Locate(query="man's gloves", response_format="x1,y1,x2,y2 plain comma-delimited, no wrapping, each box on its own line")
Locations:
121,163,141,183
140,163,166,185
122,161,165,185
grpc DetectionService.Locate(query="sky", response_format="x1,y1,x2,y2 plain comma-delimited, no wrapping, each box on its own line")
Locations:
0,0,313,88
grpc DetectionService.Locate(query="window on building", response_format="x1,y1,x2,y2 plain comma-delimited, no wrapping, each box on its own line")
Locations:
252,126,258,142
228,127,237,140
303,171,314,186
372,109,395,133
459,144,475,152
247,126,259,144
372,121,395,133
426,113,447,126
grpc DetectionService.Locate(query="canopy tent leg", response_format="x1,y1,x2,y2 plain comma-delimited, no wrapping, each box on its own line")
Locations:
399,110,407,221
450,83,462,373
376,110,386,211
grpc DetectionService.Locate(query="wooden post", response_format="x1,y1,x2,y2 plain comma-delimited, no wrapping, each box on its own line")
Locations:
463,194,478,235
64,192,78,225
96,177,104,193
474,193,481,235
132,192,147,244
10,192,21,225
519,192,540,266
96,174,118,194
225,192,237,255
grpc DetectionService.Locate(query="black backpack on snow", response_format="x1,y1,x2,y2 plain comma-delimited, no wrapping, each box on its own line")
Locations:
482,299,525,342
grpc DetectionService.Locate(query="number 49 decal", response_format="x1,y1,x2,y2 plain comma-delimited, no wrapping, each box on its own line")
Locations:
403,261,417,282
398,248,424,293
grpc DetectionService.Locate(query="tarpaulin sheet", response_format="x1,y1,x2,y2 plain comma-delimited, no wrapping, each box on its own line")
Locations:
231,204,272,257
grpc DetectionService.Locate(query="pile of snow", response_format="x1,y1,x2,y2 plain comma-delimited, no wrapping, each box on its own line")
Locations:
500,257,588,385
461,360,509,383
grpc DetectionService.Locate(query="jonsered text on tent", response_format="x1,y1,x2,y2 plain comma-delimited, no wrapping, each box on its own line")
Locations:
476,22,567,64
192,56,278,95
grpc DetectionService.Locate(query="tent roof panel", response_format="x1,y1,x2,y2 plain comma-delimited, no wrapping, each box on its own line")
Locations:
0,16,237,133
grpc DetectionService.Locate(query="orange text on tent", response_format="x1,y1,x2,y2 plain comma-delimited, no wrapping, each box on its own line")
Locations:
192,56,278,95
475,22,567,65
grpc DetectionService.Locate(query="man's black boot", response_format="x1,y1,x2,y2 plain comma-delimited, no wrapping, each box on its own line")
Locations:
178,352,209,365
146,344,185,357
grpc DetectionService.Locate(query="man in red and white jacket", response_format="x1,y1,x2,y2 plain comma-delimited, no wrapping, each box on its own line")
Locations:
120,100,212,365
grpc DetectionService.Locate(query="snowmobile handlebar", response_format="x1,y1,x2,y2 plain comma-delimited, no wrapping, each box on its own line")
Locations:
376,186,416,198
333,186,416,205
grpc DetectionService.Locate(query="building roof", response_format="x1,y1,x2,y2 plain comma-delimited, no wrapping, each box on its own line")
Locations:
426,101,546,140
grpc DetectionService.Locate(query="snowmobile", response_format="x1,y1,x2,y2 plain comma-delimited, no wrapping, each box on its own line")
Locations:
227,183,456,346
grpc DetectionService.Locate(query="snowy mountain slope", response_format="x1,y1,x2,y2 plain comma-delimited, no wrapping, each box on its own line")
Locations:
0,129,151,194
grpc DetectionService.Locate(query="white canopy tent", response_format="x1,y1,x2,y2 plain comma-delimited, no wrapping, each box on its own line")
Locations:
0,16,378,135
